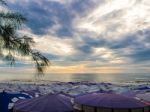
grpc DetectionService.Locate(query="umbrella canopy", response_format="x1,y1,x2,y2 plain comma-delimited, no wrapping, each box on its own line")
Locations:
74,93,148,109
0,91,31,112
14,94,73,112
120,90,145,97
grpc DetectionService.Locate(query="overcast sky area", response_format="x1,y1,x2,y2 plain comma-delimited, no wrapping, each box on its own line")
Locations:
1,0,150,73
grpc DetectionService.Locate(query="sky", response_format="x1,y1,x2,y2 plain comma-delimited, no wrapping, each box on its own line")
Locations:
1,0,150,73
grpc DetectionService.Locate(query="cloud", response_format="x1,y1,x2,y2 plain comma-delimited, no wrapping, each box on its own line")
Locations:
34,35,75,57
8,0,74,36
74,0,150,40
1,0,150,73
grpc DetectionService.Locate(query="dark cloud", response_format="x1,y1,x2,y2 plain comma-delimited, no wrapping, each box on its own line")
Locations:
72,28,150,64
107,29,150,63
71,0,94,14
8,0,74,36
77,44,93,54
41,53,60,60
7,0,101,37
56,26,73,37
108,36,137,49
128,48,150,62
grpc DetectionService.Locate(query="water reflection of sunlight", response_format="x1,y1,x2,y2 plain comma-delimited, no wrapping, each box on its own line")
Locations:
70,73,119,82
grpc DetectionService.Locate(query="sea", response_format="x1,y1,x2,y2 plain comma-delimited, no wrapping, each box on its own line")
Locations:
0,73,150,83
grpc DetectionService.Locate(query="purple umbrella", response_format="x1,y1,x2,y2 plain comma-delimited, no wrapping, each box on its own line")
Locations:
14,94,73,112
74,93,148,109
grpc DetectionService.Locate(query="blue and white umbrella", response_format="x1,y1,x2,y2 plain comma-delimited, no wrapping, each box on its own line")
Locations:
0,91,31,112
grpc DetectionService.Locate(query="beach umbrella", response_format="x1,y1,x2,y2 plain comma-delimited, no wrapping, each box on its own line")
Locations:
120,90,145,97
74,93,150,112
63,91,114,106
14,94,73,112
0,91,31,112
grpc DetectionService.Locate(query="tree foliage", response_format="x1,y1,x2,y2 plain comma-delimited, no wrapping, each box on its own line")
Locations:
0,0,50,75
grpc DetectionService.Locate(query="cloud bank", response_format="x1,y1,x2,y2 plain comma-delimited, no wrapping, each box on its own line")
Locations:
1,0,150,73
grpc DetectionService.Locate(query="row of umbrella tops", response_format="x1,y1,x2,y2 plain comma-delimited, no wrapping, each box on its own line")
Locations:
0,91,150,112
